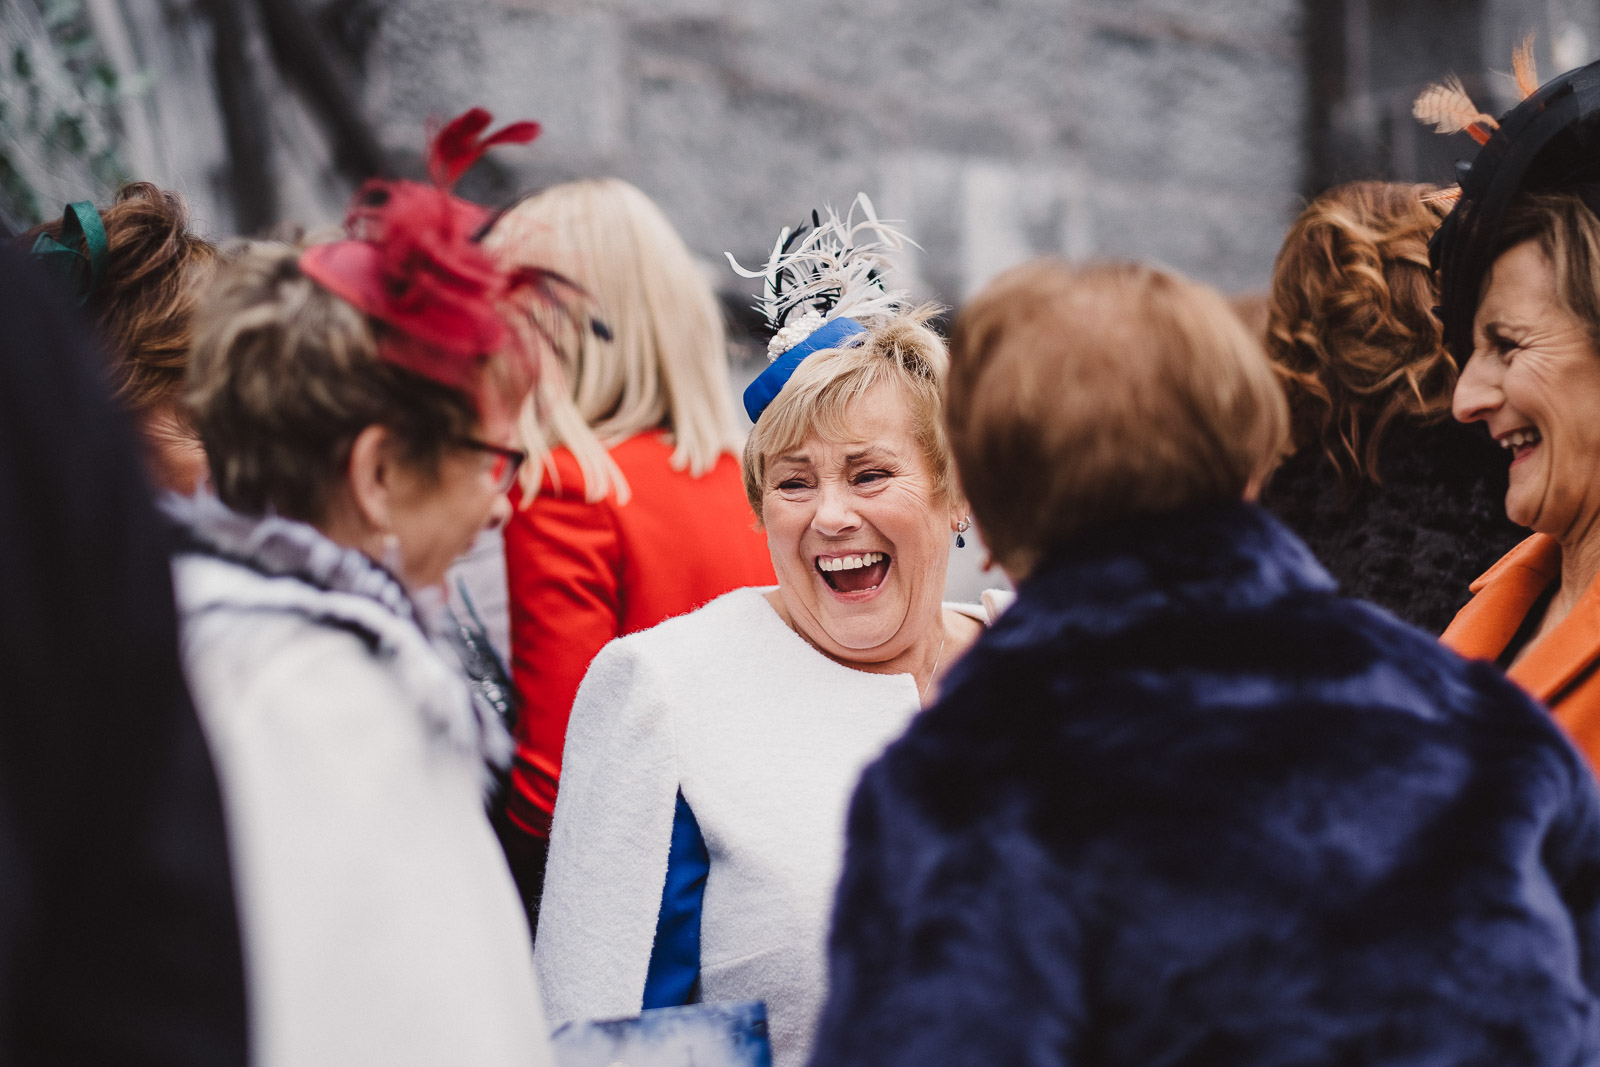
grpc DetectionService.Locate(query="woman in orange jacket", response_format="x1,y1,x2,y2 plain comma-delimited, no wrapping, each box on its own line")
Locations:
486,180,774,906
1425,57,1600,770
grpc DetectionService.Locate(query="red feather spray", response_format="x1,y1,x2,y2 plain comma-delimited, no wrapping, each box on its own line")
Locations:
300,107,573,426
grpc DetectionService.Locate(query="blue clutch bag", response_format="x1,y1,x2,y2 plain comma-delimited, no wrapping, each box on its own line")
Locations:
550,1000,772,1067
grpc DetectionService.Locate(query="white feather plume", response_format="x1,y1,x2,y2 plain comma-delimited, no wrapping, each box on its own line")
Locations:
726,193,916,359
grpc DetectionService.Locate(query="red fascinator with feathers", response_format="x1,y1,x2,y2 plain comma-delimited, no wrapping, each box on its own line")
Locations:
300,108,576,424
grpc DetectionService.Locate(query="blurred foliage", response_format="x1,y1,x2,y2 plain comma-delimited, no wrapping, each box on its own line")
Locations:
0,0,130,231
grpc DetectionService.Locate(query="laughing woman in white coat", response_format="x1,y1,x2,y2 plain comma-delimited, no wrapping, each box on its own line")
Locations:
534,198,1000,1067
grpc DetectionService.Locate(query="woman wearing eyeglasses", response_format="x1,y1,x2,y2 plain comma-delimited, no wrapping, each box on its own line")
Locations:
166,113,567,1066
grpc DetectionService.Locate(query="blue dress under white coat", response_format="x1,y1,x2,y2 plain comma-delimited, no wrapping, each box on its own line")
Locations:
534,586,992,1067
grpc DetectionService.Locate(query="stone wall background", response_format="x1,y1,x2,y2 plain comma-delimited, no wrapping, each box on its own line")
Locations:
384,0,1303,303
14,0,1596,596
9,1,1600,598
6,0,1308,598
36,0,1307,305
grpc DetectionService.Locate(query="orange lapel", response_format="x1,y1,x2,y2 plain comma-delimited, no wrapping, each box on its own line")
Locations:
1510,560,1600,706
1441,534,1559,664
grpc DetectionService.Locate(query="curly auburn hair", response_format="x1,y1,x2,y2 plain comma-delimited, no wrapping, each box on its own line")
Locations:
25,182,219,414
1265,181,1453,485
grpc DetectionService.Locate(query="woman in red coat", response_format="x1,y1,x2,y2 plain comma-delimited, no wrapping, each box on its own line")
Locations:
487,180,774,895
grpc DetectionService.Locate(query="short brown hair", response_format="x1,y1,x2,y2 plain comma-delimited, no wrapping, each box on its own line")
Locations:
1265,182,1451,483
185,244,478,523
1490,191,1600,346
742,306,953,522
947,259,1289,576
26,182,219,413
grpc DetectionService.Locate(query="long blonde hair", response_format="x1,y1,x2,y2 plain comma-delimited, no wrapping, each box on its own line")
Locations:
487,178,743,503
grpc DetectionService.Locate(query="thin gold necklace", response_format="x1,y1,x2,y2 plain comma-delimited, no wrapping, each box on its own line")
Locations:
918,629,948,705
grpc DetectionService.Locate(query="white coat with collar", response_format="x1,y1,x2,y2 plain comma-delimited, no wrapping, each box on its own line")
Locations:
168,495,552,1067
535,585,998,1067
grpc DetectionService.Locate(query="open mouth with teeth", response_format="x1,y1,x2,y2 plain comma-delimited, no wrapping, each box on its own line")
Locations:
1501,427,1543,462
816,551,892,594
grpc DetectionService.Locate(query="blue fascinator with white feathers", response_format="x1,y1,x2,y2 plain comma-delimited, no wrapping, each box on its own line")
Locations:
727,193,914,422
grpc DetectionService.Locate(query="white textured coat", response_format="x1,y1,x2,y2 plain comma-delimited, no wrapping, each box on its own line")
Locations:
168,497,551,1067
535,586,989,1067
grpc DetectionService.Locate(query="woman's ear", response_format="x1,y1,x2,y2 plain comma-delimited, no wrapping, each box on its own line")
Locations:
949,494,971,531
346,424,395,534
944,473,971,529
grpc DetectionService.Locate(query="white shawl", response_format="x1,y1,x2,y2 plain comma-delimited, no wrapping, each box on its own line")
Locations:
169,496,549,1067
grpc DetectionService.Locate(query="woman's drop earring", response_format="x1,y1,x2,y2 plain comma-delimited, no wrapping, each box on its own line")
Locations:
955,517,971,549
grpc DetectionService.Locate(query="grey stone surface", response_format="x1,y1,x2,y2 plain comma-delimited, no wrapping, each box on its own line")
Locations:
349,0,1305,305
56,0,1307,602
1075,25,1302,196
63,0,1308,295
1085,181,1296,294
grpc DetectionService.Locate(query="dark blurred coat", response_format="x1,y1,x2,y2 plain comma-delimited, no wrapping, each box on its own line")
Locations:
1259,418,1525,634
810,501,1600,1067
0,247,247,1064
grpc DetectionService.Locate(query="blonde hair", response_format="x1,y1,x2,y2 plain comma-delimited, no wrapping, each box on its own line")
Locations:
1265,181,1453,484
742,305,953,522
947,259,1289,576
487,178,743,503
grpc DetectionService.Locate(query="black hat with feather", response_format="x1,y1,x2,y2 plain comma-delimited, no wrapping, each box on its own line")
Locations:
1418,40,1600,364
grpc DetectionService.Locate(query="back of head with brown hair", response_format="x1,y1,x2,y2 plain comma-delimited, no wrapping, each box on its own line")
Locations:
26,182,219,414
947,259,1289,577
185,243,479,524
1265,181,1452,484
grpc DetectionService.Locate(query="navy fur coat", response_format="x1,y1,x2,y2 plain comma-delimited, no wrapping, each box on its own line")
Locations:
809,502,1600,1067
